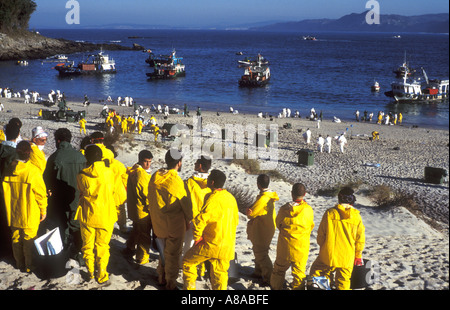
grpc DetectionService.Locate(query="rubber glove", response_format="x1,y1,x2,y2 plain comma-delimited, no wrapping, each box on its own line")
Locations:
194,237,203,246
354,258,364,266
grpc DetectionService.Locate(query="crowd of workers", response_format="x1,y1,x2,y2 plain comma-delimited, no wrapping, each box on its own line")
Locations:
0,118,365,290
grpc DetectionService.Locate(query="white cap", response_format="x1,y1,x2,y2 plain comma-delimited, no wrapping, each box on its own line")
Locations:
32,126,48,139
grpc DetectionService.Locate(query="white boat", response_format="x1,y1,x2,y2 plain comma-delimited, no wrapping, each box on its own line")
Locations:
385,67,449,103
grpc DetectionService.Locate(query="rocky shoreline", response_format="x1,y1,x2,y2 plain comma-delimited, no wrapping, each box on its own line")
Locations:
0,31,142,61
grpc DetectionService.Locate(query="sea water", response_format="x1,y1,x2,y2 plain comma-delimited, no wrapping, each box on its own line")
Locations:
0,29,448,129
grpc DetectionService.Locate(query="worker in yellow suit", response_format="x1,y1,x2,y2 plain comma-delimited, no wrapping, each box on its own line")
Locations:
398,112,403,125
75,145,117,284
106,145,128,233
148,149,189,290
124,150,153,265
270,183,314,290
137,118,144,135
29,126,48,174
79,117,87,135
309,187,366,290
182,155,212,275
371,131,380,141
152,125,160,142
246,174,279,284
127,116,135,133
3,141,48,273
183,169,239,290
121,117,128,134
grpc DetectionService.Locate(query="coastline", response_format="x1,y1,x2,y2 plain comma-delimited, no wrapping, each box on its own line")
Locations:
0,97,448,291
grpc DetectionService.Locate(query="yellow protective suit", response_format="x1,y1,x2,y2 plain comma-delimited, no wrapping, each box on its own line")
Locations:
110,158,128,231
183,189,239,290
247,190,279,282
79,118,87,134
137,120,144,134
148,168,188,289
75,161,117,283
182,173,211,274
121,119,128,134
270,200,314,290
310,203,365,290
3,160,48,271
29,143,47,174
126,164,151,264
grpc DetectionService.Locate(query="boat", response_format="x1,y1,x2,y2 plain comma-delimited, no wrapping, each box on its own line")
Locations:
393,35,401,39
54,51,116,76
303,35,317,41
146,49,186,79
384,67,449,103
371,81,380,92
393,52,416,78
238,54,271,87
17,60,29,66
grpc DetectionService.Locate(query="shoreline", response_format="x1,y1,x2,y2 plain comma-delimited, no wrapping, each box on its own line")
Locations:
0,96,448,291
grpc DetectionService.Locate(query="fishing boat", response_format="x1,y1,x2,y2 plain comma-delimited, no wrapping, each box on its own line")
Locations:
385,67,449,103
393,52,416,78
54,51,116,76
146,49,186,79
238,54,271,87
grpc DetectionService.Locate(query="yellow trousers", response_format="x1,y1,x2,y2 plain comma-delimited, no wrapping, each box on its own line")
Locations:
156,236,184,290
126,216,151,264
11,226,38,271
183,251,230,290
270,257,307,290
309,257,353,290
80,223,113,283
251,242,273,282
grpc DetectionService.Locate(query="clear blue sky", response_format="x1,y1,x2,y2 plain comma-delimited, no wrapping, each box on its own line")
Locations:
29,0,449,28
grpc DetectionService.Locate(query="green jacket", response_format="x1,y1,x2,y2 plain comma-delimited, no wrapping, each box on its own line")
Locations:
44,141,87,213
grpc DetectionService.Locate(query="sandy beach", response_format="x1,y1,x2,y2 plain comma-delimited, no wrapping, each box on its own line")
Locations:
0,95,448,291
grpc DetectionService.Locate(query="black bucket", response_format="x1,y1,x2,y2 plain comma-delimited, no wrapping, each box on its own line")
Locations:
351,259,378,289
33,249,69,280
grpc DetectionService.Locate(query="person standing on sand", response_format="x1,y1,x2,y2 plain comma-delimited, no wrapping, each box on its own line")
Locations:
123,150,153,264
317,135,325,153
3,141,47,273
303,128,311,144
246,174,279,284
309,187,365,290
75,145,116,285
325,135,332,153
183,169,239,290
182,155,212,274
79,117,87,135
337,133,347,153
43,128,87,262
270,183,314,290
148,149,189,290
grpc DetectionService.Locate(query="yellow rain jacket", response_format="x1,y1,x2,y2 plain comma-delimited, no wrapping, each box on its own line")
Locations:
126,164,151,221
185,173,211,221
317,204,365,268
276,200,314,262
3,161,48,230
247,190,279,246
29,143,47,174
191,189,239,260
75,161,117,228
148,169,187,239
110,158,128,207
121,119,128,133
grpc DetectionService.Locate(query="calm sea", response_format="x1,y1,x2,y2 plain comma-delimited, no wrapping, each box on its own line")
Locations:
0,29,448,129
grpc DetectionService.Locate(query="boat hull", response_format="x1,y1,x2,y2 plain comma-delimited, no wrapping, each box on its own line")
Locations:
146,71,186,79
56,67,117,76
385,91,449,103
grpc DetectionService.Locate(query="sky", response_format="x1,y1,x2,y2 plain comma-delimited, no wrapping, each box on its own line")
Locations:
29,0,450,29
